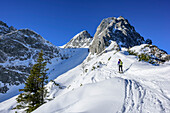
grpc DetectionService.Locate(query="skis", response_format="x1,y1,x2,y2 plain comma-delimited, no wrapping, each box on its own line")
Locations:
118,71,124,74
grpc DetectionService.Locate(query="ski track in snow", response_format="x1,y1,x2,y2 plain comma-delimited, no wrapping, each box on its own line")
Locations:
84,51,170,113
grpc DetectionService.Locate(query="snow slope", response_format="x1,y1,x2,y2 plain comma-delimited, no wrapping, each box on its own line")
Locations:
0,48,88,103
34,78,125,113
47,48,89,80
35,47,170,113
1,46,170,113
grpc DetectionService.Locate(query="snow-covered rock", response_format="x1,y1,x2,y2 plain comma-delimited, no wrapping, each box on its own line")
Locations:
130,44,168,62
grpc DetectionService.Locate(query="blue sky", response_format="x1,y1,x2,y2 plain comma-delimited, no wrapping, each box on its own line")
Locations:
0,0,170,53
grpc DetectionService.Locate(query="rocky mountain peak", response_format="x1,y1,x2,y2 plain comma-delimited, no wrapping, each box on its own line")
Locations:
0,20,17,35
95,17,116,36
117,16,125,20
0,21,8,27
90,16,148,54
63,30,93,48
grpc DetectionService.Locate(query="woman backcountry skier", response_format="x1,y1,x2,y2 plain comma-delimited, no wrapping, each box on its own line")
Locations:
118,59,123,73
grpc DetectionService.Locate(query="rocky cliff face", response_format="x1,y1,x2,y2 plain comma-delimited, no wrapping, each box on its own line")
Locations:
0,21,16,35
0,21,69,93
63,30,93,48
89,16,150,54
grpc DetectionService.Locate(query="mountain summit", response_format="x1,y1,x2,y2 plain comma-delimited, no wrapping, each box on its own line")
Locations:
89,16,150,54
0,21,16,35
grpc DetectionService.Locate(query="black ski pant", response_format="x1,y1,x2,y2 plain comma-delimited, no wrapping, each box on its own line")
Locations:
119,65,123,72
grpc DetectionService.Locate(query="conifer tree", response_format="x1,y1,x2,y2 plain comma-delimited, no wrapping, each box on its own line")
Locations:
14,50,49,112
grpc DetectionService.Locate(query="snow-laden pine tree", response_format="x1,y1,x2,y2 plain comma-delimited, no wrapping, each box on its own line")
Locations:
14,50,49,112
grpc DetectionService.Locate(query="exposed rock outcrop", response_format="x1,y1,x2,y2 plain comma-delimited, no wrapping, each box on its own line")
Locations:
163,55,170,61
129,44,168,63
145,39,152,44
0,21,16,35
